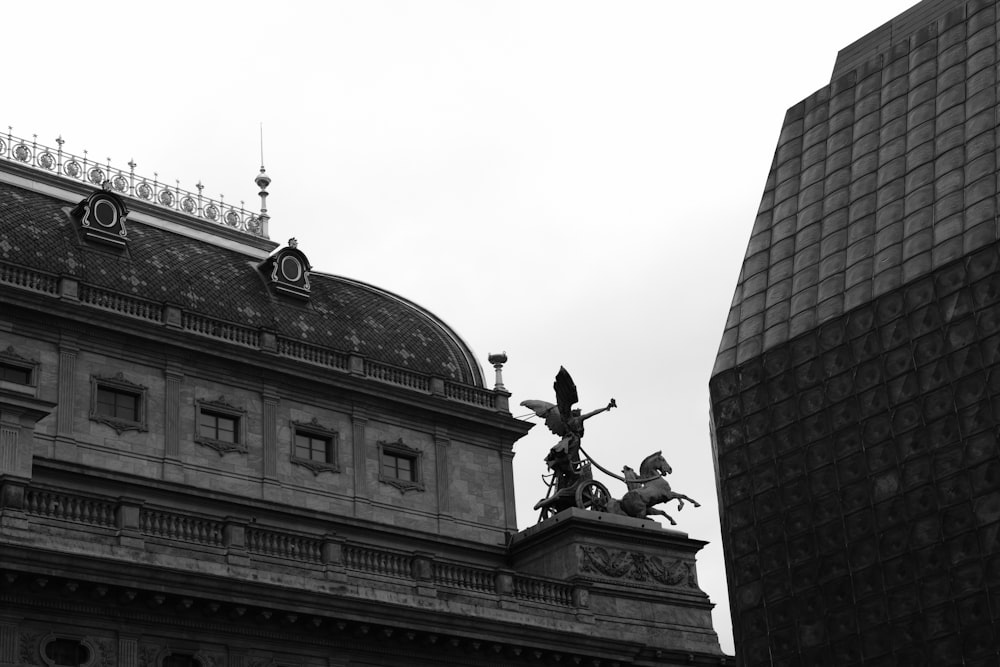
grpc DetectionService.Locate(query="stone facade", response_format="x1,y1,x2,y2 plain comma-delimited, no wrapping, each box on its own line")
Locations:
1,136,724,665
712,1,1000,664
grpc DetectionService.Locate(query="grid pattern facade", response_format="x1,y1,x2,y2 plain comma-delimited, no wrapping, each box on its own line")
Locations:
712,1,1000,664
714,0,997,377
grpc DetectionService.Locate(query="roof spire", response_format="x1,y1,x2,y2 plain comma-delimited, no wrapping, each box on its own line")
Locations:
254,122,271,236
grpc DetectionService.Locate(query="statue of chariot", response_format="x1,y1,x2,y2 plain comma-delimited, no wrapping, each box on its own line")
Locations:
522,367,700,525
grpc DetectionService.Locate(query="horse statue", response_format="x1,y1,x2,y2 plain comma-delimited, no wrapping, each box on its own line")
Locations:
609,451,700,525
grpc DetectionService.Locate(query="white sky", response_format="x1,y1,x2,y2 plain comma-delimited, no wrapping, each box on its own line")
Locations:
6,0,923,655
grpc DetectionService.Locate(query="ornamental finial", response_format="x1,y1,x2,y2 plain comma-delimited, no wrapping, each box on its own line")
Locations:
488,352,508,391
288,237,298,249
255,122,270,236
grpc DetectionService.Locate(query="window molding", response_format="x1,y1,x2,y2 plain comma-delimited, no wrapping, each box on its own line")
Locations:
0,345,38,393
377,438,424,493
89,372,147,434
39,634,97,667
194,396,247,456
290,418,340,475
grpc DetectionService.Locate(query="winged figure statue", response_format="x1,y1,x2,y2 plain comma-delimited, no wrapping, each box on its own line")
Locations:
521,367,616,492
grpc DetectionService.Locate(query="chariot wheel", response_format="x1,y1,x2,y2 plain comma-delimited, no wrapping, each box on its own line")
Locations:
576,480,610,513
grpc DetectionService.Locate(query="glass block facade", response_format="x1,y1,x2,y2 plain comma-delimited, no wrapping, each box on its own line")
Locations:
711,1,1000,664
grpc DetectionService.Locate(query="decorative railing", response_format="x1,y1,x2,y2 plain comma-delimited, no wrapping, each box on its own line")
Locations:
434,562,495,593
0,128,266,238
0,261,501,412
181,312,260,348
79,284,163,323
363,360,430,392
246,528,323,562
343,545,413,578
444,382,495,408
140,508,224,546
276,337,351,371
513,576,574,607
23,488,116,527
19,487,584,611
0,263,58,294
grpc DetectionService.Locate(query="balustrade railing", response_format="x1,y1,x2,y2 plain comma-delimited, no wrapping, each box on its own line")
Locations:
512,576,575,607
23,488,116,527
181,312,260,348
246,528,323,563
343,545,413,578
362,360,430,392
0,267,501,412
276,337,351,371
79,284,163,322
0,128,266,238
434,562,496,593
0,262,59,294
443,381,495,408
18,486,584,611
140,508,224,546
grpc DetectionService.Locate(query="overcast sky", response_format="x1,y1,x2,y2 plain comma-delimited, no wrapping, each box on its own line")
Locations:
7,0,923,654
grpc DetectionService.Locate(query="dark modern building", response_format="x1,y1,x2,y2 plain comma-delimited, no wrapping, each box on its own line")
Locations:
0,129,725,666
711,0,1000,664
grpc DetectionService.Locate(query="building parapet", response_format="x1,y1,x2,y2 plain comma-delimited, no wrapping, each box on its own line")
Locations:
12,483,580,611
0,128,267,239
1,261,506,412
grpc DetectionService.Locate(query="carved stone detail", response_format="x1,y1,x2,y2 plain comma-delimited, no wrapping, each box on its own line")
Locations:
193,650,222,667
20,632,41,665
137,644,159,667
578,546,696,588
95,639,115,667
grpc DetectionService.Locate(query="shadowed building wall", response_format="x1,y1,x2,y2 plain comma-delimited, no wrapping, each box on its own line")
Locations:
711,0,1000,664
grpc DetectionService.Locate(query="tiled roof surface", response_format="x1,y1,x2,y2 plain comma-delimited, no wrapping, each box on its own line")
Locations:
715,0,999,376
0,181,483,385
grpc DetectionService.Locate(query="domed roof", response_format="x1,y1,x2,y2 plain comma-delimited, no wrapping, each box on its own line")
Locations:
0,181,484,385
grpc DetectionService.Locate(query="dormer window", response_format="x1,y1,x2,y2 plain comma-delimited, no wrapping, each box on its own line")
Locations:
259,238,311,300
71,189,129,250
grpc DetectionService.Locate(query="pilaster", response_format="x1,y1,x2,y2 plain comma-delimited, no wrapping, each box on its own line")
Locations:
261,394,279,501
54,341,78,460
351,408,369,519
163,369,183,483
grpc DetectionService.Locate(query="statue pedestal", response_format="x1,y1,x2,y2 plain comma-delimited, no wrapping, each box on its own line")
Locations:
509,508,724,658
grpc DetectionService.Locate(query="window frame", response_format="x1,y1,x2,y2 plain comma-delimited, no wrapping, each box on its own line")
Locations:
290,418,340,475
377,438,424,493
38,634,97,667
0,345,38,393
89,373,147,434
194,396,247,455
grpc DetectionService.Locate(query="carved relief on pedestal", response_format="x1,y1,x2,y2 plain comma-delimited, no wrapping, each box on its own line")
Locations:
577,545,697,588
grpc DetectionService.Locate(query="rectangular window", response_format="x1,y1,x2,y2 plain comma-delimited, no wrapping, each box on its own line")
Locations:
382,452,415,481
200,410,238,444
90,374,147,434
0,361,32,385
290,421,339,474
295,431,334,463
194,397,246,455
378,439,423,492
96,386,140,422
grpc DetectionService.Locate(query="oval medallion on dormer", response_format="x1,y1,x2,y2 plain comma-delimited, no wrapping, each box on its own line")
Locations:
71,189,129,250
259,238,311,300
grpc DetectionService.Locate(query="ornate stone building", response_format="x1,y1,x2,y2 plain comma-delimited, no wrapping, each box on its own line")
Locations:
712,0,1000,664
0,131,724,666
